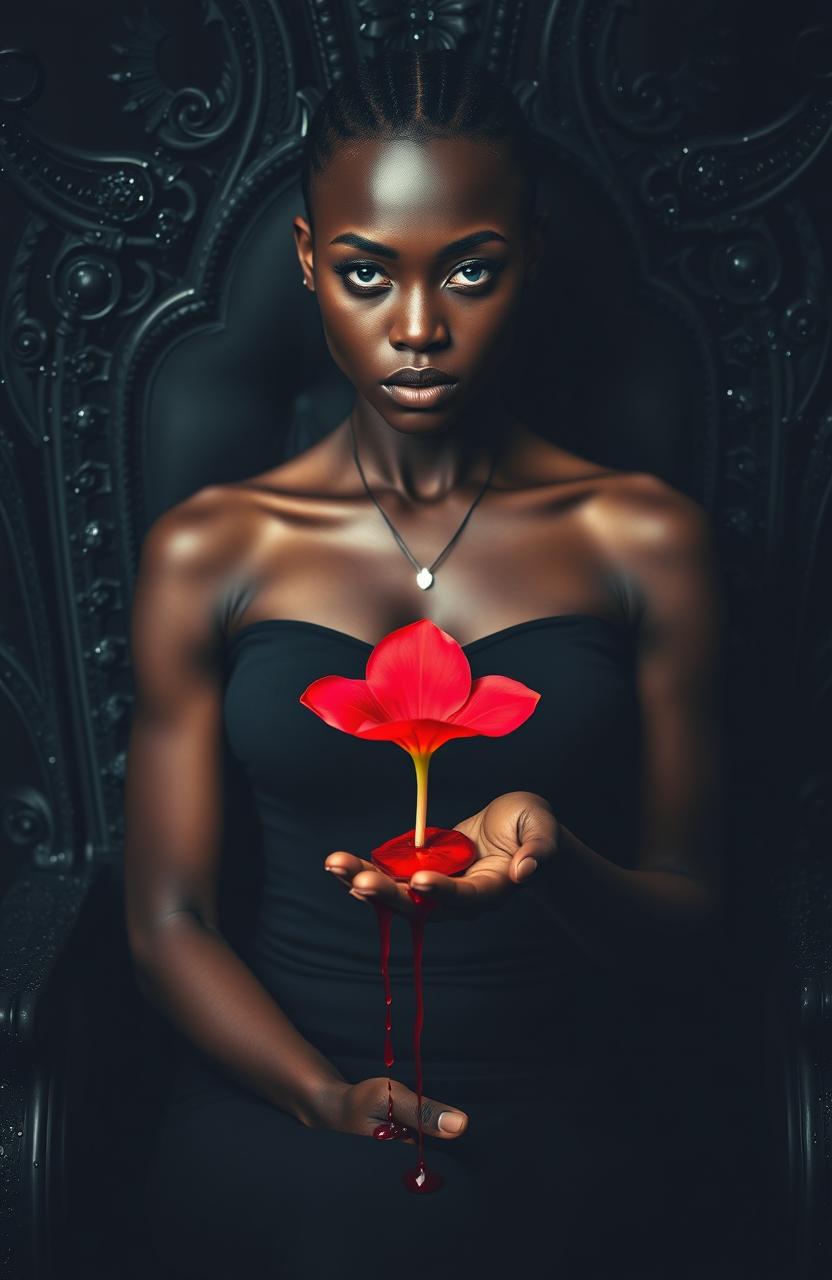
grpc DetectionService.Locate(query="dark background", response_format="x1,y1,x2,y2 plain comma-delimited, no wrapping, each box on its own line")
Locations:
2,1,832,1276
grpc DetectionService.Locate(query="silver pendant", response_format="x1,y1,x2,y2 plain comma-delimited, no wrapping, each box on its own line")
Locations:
416,567,434,590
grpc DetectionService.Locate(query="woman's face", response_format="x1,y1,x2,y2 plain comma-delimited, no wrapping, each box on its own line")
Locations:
293,134,542,435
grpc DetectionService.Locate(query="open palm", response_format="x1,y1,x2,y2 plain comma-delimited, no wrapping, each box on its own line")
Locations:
324,790,558,923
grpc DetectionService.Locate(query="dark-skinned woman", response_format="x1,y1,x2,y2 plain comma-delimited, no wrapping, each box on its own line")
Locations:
127,49,760,1280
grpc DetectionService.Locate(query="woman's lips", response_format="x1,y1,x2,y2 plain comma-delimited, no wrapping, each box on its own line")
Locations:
381,381,459,409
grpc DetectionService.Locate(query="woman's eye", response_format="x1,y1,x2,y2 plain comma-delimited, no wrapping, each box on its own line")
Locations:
447,261,494,288
332,258,501,294
346,264,387,289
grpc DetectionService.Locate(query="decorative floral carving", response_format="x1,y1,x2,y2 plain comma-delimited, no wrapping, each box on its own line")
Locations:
357,0,483,52
109,7,241,150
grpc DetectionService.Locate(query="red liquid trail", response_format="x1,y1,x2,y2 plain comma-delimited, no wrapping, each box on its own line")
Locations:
365,825,474,1191
371,903,413,1144
369,893,443,1191
403,890,443,1193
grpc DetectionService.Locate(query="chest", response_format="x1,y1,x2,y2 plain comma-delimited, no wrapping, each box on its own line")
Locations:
221,615,643,866
228,490,621,648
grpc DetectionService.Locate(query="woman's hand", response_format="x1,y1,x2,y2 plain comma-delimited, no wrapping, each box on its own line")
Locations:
301,1076,469,1143
325,790,558,922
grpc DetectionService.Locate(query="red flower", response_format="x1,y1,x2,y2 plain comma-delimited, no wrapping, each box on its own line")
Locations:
300,619,541,866
299,617,540,753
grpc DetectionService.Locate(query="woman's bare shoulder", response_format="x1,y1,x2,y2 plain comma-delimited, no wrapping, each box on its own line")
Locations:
583,467,718,628
586,467,712,547
513,432,715,618
142,483,264,577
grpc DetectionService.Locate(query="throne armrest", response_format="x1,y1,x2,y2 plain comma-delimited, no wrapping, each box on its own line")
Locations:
0,860,108,1053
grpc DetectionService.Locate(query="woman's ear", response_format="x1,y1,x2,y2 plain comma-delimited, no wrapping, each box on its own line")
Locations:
293,215,316,291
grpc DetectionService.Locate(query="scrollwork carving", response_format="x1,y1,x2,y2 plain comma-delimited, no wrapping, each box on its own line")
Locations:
110,8,242,151
0,112,154,233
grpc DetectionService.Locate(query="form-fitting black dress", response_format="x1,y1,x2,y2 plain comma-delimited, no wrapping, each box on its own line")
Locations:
141,615,760,1279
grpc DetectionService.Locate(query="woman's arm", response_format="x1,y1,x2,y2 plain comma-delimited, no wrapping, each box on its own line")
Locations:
124,493,347,1126
536,820,722,987
130,913,348,1125
540,474,727,986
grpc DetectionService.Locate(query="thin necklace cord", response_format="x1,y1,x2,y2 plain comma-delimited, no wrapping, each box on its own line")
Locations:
348,417,499,588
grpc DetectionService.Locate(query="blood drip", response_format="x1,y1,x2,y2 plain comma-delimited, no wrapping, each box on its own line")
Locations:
365,825,474,1191
368,891,444,1193
370,902,415,1144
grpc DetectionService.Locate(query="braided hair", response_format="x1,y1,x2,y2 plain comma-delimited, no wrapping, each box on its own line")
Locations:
300,50,538,235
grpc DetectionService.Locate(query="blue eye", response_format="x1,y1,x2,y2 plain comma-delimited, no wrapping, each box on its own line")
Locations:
450,262,489,285
350,264,385,287
331,257,503,295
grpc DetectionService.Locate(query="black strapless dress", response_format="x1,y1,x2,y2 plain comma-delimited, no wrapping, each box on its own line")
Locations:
140,616,761,1279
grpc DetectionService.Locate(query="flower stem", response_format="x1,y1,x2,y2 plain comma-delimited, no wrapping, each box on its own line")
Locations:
411,752,431,848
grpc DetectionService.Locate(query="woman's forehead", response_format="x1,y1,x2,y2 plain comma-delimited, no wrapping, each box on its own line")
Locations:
312,135,524,232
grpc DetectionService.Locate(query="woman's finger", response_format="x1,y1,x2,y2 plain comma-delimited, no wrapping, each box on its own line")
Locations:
324,851,372,877
352,868,399,894
510,837,549,882
510,831,557,882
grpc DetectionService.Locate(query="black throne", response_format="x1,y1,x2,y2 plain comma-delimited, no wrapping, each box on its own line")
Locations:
1,3,831,1277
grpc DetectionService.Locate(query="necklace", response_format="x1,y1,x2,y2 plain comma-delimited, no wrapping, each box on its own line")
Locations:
349,418,498,590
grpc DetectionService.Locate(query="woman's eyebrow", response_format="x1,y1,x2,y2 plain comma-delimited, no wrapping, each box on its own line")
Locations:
328,230,508,259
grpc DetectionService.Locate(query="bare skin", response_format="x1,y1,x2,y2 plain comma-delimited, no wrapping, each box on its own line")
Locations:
125,132,725,1143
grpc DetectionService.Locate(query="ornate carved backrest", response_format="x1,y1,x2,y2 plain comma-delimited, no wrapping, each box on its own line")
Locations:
1,4,831,1274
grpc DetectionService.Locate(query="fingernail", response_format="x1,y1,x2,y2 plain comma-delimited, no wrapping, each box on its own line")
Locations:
438,1112,465,1133
517,858,538,880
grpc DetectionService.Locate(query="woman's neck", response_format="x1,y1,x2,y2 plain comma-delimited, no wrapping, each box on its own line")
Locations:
345,393,510,503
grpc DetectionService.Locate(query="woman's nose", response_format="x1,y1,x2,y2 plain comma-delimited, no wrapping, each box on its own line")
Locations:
388,287,450,350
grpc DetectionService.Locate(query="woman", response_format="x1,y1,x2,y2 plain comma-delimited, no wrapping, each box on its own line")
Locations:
128,50,758,1280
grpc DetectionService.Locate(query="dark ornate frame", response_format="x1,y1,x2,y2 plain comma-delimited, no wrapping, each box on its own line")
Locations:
1,2,831,1275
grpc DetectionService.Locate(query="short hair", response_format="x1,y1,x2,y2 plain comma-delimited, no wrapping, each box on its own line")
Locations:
300,50,539,234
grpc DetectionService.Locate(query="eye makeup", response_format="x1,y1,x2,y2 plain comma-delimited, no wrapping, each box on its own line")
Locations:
331,256,507,296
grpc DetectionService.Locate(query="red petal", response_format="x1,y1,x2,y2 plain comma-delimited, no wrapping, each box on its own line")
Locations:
299,675,388,735
364,618,471,722
448,675,541,735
